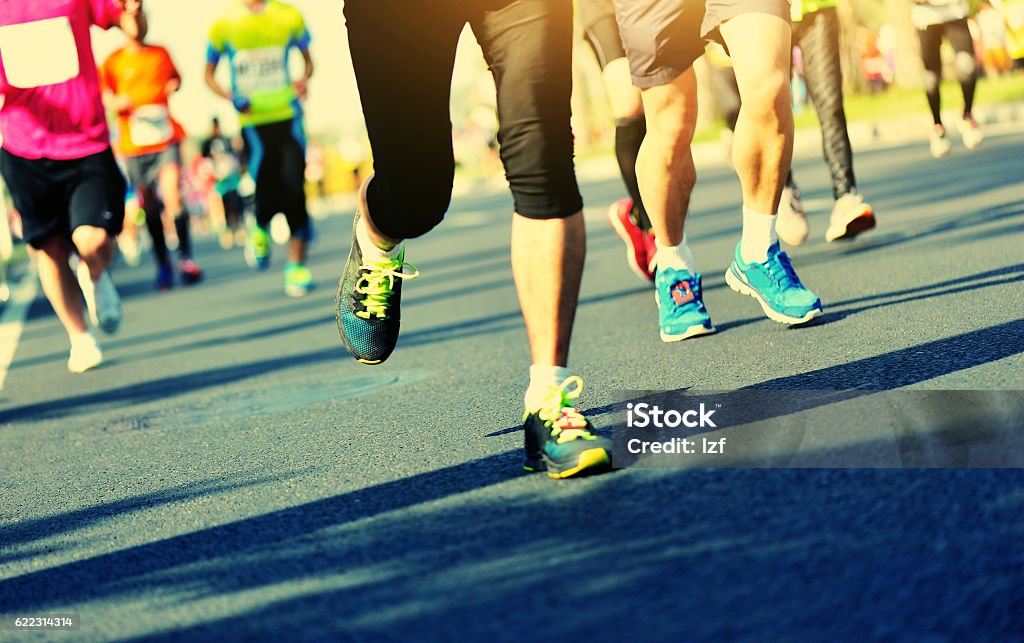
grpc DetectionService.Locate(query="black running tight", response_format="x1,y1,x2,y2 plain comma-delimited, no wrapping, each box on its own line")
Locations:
793,7,856,199
918,18,976,124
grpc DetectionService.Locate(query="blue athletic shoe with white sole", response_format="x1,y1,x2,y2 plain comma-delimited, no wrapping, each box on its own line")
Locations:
725,242,822,325
654,266,716,342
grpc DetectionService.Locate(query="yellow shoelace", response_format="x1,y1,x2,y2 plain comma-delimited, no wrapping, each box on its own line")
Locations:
537,376,596,444
355,259,419,319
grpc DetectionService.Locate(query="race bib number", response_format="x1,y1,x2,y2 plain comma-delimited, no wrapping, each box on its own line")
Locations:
0,17,80,89
233,47,288,95
129,104,173,147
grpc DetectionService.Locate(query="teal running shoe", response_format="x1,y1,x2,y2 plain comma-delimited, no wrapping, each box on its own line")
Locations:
654,267,715,342
284,263,315,298
725,242,823,324
522,377,612,479
335,211,418,365
244,224,271,271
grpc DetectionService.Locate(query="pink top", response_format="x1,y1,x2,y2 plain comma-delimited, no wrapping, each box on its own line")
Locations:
0,0,123,160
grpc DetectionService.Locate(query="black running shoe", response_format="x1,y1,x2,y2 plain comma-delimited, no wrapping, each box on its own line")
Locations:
523,376,612,479
335,210,418,364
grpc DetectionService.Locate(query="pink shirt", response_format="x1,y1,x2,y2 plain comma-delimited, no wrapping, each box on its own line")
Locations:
0,0,123,160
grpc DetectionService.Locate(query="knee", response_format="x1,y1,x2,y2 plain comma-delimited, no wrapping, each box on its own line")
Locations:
370,169,453,240
954,51,977,82
740,70,791,121
71,226,112,259
923,70,941,94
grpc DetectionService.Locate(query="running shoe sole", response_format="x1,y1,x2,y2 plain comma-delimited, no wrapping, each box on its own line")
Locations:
606,202,653,282
725,266,822,325
285,283,315,298
653,290,717,342
545,448,612,479
826,210,876,243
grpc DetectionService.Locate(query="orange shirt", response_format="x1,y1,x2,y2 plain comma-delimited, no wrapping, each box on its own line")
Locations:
100,44,186,157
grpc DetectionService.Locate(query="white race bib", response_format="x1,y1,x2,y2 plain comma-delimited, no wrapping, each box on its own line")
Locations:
233,47,287,95
0,17,80,89
129,104,173,147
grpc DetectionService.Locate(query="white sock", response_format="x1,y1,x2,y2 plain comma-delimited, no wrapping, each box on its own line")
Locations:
740,205,778,264
69,330,94,347
356,215,402,262
524,364,572,412
654,236,695,273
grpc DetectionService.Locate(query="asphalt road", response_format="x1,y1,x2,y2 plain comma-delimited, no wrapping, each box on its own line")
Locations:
1,130,1023,641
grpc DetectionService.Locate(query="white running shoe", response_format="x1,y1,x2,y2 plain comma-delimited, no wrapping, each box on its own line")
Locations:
930,125,951,158
76,261,122,334
776,185,809,246
67,332,103,374
825,191,876,242
959,116,984,150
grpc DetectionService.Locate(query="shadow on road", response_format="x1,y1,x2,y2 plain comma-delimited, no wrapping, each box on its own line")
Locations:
0,463,1021,640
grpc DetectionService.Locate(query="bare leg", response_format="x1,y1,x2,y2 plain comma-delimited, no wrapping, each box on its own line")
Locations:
34,236,88,336
636,68,699,246
720,13,794,214
510,211,585,367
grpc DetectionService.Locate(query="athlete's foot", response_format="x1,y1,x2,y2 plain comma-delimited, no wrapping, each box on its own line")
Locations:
244,224,271,271
725,242,822,325
336,210,418,364
825,191,876,242
606,198,654,282
178,258,204,285
284,262,315,298
67,332,103,374
155,263,173,291
776,185,809,246
522,376,612,479
654,266,715,342
76,262,122,334
959,115,984,150
930,124,951,158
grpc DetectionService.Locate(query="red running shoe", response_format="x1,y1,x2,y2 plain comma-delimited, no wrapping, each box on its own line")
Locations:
178,259,204,286
606,198,654,282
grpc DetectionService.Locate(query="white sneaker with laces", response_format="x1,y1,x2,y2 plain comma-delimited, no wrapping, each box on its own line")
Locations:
776,186,809,246
75,260,122,334
959,116,983,150
68,332,103,374
930,125,951,158
825,190,876,242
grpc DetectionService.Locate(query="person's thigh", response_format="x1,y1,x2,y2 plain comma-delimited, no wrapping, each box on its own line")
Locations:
0,150,72,248
69,149,126,239
343,0,467,237
473,0,582,219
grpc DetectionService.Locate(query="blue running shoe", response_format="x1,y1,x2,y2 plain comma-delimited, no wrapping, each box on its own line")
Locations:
654,267,716,342
725,242,823,324
522,377,612,479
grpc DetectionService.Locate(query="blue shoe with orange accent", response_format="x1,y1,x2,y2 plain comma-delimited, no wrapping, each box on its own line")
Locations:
654,266,716,343
522,377,612,479
725,242,823,325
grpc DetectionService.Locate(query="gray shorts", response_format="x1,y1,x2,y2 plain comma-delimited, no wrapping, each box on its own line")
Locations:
124,144,181,192
613,0,791,88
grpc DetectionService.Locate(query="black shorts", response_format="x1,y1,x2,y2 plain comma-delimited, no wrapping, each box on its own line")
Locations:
613,0,791,88
579,0,625,70
0,147,125,249
124,144,181,193
242,118,309,238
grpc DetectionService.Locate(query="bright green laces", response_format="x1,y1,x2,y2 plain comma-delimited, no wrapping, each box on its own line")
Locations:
355,256,419,319
537,376,596,444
